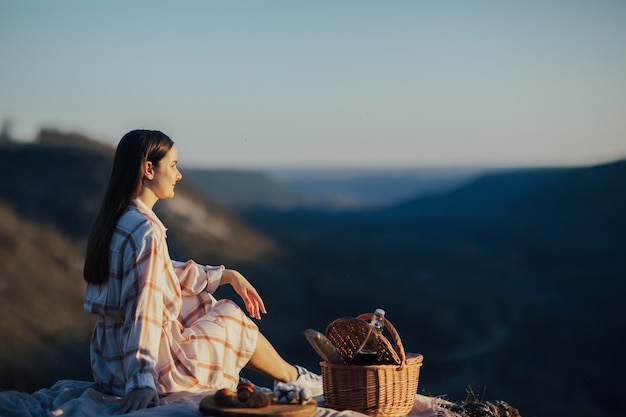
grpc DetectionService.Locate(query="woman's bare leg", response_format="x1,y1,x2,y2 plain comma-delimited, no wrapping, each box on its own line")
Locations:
245,333,298,382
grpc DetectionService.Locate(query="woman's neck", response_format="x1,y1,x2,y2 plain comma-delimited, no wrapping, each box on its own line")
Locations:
136,189,158,209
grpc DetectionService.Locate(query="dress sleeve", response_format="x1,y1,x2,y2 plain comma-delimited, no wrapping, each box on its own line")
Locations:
120,234,165,394
171,260,224,295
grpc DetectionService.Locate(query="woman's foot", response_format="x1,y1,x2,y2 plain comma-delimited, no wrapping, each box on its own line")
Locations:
275,365,323,397
295,365,323,397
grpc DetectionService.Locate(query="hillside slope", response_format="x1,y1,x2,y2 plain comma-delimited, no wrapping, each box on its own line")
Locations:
0,200,92,390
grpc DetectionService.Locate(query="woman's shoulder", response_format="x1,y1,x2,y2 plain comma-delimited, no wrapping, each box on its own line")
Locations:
116,205,164,240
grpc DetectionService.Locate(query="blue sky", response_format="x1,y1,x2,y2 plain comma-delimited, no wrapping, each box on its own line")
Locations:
1,1,625,169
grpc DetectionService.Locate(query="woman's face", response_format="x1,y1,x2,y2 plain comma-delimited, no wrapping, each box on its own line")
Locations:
150,145,183,200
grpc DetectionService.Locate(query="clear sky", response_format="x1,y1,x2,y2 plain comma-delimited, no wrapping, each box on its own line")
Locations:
1,1,625,169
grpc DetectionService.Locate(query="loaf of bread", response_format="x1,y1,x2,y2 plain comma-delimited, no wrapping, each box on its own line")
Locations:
213,388,239,406
303,328,346,364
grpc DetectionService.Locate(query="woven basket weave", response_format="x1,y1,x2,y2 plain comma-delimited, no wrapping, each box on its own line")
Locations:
321,313,423,417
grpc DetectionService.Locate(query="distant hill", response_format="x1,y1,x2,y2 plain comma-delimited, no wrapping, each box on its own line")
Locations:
184,167,490,209
266,167,489,208
388,166,570,217
182,168,302,208
379,160,626,258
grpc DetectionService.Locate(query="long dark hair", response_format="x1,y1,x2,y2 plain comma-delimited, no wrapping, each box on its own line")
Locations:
83,129,174,285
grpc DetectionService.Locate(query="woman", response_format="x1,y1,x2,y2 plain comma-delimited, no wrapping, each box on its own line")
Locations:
83,129,321,413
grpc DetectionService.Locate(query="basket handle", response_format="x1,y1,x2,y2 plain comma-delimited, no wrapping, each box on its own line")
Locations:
356,312,406,368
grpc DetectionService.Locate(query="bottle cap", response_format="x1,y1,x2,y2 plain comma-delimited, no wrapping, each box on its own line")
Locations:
374,308,385,316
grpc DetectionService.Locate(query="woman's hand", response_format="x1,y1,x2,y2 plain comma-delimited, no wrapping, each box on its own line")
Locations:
117,387,159,414
221,269,267,319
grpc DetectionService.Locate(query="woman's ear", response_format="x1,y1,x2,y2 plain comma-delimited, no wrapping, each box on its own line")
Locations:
143,161,155,180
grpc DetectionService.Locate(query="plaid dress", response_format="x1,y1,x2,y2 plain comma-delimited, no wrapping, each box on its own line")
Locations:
84,199,259,395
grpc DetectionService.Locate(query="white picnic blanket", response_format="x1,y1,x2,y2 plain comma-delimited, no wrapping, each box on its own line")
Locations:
0,379,457,417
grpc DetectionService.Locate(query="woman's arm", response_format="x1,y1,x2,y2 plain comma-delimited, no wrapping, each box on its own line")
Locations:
172,260,266,319
172,260,224,295
120,234,165,396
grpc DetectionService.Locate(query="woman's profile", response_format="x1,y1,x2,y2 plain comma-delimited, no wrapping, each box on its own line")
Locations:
83,129,321,413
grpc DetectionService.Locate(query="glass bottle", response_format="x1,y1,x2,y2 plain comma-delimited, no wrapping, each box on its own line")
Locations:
350,309,385,365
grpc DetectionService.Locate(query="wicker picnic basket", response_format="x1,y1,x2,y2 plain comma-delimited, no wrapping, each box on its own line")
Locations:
320,313,423,417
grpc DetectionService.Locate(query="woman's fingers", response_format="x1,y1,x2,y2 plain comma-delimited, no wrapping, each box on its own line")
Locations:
244,291,266,319
247,297,261,319
251,291,267,318
227,269,267,319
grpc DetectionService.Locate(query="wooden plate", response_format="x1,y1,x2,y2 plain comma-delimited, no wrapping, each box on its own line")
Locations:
199,393,317,417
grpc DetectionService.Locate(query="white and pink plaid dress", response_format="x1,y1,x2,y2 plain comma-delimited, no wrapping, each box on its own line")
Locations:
84,199,258,396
